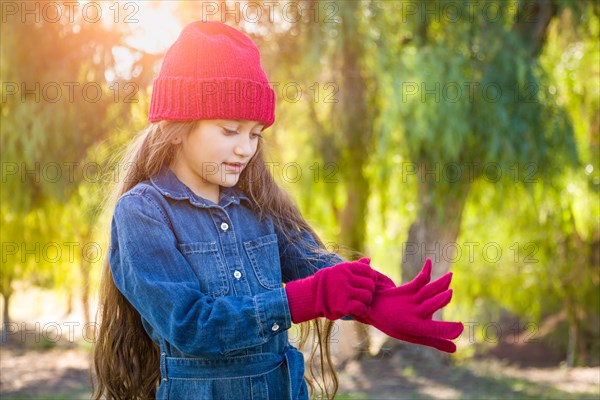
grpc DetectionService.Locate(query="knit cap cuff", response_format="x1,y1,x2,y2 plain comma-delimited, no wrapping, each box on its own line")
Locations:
148,76,275,129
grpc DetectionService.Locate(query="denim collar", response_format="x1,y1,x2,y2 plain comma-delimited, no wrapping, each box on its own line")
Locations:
150,165,251,208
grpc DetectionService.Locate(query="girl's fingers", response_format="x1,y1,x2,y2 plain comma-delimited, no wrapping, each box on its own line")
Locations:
350,287,375,306
354,258,396,290
389,331,457,353
349,274,376,293
348,262,377,280
402,258,432,293
445,321,465,339
356,257,371,265
408,335,457,353
416,272,453,303
398,320,464,340
422,320,464,340
348,301,370,320
374,270,396,291
420,289,453,317
433,321,464,340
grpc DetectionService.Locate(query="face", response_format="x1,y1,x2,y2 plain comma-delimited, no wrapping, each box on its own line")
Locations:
169,119,264,201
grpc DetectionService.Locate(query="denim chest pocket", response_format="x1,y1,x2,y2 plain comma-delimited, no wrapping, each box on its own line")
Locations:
176,241,229,297
243,234,283,290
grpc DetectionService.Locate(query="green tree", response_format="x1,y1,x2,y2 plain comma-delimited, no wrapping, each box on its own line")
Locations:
371,0,578,284
0,0,159,324
452,2,599,366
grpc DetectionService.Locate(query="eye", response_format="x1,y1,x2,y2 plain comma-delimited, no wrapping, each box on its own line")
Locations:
223,127,262,139
223,128,239,135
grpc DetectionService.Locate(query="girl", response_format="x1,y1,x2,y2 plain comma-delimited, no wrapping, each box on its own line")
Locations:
92,21,463,400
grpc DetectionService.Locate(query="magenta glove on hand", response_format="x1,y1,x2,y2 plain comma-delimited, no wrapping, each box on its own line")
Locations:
353,258,464,353
356,257,396,291
284,260,378,324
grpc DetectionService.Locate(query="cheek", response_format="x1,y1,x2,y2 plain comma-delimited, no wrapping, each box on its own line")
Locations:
251,141,260,155
181,144,203,163
173,146,205,172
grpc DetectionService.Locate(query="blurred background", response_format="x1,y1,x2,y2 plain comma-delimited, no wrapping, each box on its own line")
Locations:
1,0,598,399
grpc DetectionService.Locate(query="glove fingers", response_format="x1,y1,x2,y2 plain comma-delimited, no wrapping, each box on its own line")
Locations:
413,320,464,339
349,274,376,293
430,321,464,340
385,329,457,353
374,270,396,291
440,321,464,339
402,258,432,293
357,257,371,265
420,289,453,317
348,300,370,320
347,262,377,280
349,287,374,305
416,272,453,302
355,258,395,290
405,335,457,353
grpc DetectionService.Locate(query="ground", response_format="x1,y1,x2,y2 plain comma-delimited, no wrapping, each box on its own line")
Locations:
1,287,598,399
1,339,598,400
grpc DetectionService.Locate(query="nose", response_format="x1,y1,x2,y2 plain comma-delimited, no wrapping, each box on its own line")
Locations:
234,134,255,157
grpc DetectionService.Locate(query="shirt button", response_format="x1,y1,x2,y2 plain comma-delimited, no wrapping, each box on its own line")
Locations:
271,323,280,332
221,222,229,231
164,192,170,196
163,378,168,381
233,270,242,279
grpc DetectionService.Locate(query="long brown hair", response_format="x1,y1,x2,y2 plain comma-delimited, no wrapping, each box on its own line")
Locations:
91,121,341,399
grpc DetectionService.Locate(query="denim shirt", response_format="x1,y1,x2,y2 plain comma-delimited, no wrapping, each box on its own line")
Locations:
108,165,347,400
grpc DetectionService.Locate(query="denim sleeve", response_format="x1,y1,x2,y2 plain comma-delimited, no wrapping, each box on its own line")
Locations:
275,227,343,283
275,226,354,321
109,193,292,357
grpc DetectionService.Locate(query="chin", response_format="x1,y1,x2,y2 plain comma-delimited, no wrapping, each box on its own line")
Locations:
220,178,239,187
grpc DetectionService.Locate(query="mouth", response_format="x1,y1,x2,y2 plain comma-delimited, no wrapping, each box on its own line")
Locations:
223,162,246,173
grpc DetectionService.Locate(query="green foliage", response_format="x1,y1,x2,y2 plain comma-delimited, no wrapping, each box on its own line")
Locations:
450,2,599,363
0,1,157,318
2,0,597,366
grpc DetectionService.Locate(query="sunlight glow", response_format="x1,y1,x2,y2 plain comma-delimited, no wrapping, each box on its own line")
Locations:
125,1,182,54
105,2,182,81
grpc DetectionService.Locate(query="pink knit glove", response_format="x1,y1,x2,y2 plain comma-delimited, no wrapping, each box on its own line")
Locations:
356,257,396,291
353,258,464,353
285,260,379,323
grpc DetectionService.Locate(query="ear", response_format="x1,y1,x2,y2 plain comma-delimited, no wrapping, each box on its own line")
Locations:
158,121,179,144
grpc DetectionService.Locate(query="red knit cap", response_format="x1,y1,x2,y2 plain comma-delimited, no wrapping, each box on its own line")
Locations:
148,21,275,129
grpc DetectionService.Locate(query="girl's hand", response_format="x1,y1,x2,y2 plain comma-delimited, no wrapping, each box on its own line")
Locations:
352,258,464,353
285,259,379,323
356,257,396,291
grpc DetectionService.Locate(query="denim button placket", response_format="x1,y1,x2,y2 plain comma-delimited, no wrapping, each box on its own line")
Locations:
116,167,324,398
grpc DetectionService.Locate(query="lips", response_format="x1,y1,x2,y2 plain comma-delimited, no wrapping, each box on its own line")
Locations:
223,162,246,172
